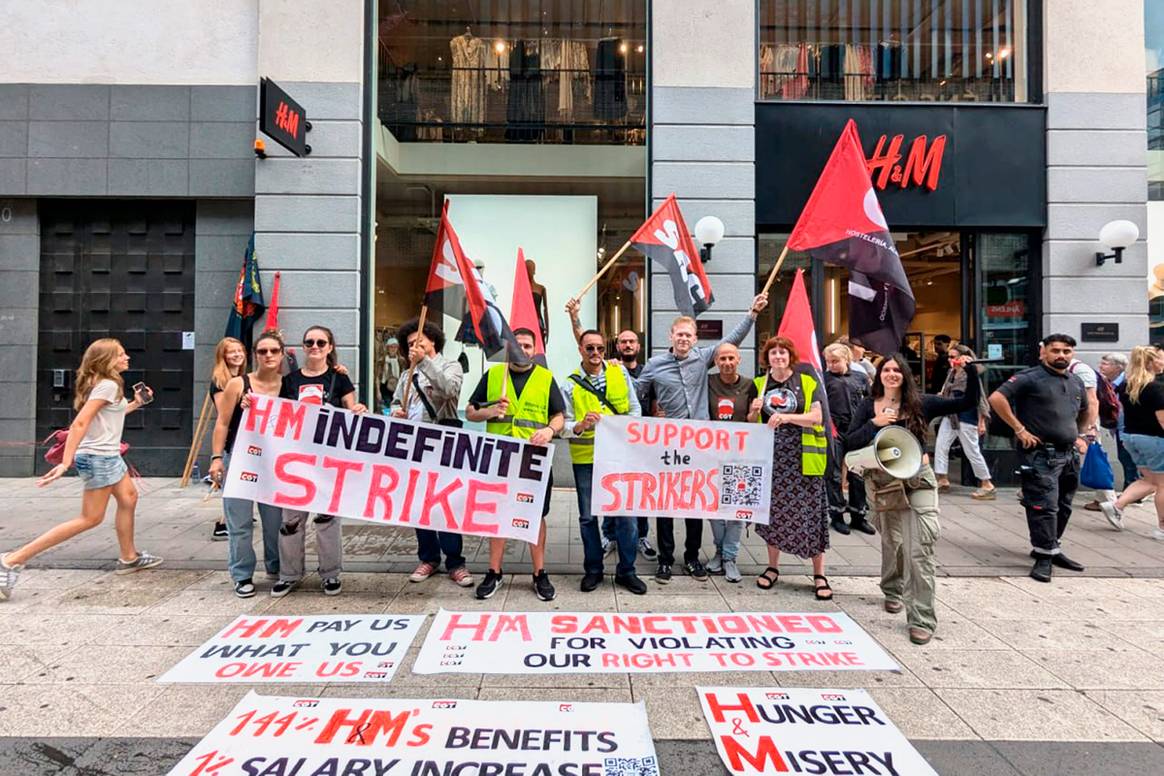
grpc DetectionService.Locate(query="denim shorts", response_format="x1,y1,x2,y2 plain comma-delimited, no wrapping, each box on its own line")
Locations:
74,453,128,489
1121,433,1164,474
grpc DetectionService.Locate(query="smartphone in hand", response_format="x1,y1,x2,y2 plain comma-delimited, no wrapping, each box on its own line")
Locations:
132,382,155,405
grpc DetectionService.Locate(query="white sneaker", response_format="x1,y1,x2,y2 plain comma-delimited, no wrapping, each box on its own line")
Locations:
722,559,742,583
706,553,724,574
1099,501,1124,531
1153,528,1164,541
0,553,22,601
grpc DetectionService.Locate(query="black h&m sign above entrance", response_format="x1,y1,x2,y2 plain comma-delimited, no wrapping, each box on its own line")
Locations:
259,78,311,156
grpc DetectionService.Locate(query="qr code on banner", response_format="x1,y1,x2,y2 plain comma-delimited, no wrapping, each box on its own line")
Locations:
720,463,765,507
604,756,659,776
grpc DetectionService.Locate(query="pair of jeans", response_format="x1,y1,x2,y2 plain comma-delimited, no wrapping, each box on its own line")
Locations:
1116,431,1140,487
574,464,637,577
709,520,743,561
415,529,466,571
603,516,649,541
1018,447,1080,556
279,509,343,581
222,453,282,583
656,517,702,566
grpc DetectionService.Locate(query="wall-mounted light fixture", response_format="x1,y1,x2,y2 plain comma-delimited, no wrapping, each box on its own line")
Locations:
694,216,725,264
1096,219,1139,266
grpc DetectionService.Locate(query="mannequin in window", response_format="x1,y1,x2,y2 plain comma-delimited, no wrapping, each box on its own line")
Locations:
526,258,549,345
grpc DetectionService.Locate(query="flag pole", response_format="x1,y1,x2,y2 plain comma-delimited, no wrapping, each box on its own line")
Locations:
575,238,632,301
399,304,427,411
760,244,791,296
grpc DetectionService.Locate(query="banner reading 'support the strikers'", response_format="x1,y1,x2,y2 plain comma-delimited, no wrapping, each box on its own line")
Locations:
167,692,660,776
159,614,425,684
591,415,772,523
224,396,553,543
413,610,899,674
699,687,937,776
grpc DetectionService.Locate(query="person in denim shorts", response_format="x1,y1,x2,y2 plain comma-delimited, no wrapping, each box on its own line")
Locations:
1,339,162,601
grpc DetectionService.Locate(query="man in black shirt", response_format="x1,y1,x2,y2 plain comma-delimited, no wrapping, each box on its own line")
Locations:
989,334,1091,583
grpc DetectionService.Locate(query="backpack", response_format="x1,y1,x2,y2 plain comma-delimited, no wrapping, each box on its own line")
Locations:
1095,376,1120,429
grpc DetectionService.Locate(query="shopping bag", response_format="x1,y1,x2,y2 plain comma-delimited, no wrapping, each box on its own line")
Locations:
1079,440,1114,490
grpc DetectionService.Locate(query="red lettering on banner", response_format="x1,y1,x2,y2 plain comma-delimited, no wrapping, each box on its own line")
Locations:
867,133,946,191
462,479,504,535
245,395,274,434
316,661,361,678
273,453,317,506
624,420,739,451
721,735,789,773
322,456,364,514
397,469,421,525
273,400,306,440
807,614,842,633
599,475,622,511
214,661,301,679
222,618,303,639
419,472,462,528
363,465,400,519
440,613,532,642
315,708,412,747
705,691,759,723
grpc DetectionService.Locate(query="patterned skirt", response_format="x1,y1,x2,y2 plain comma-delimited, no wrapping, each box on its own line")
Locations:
755,426,829,559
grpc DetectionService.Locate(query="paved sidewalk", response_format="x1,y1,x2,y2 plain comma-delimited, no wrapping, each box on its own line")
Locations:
1,477,1162,577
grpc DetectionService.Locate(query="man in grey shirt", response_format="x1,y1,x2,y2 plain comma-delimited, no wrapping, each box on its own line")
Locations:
635,292,768,583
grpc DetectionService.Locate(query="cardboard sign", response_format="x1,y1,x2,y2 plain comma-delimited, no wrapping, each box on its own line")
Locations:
413,610,899,675
159,615,424,684
591,415,773,523
699,687,937,776
167,692,660,776
224,395,553,543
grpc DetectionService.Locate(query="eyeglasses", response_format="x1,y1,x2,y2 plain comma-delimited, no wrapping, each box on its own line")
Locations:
584,344,606,353
255,347,283,356
303,339,330,348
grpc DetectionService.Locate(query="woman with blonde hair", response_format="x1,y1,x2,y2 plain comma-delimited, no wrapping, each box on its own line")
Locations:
208,337,247,540
1,339,161,600
1101,346,1164,539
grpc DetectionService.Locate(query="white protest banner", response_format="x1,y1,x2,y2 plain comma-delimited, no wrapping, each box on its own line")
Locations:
159,614,424,683
591,415,772,523
698,687,937,776
413,610,898,674
224,395,553,543
167,691,660,776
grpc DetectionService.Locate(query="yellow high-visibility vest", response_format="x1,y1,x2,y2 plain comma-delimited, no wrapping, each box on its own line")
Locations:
567,363,630,464
485,363,553,440
753,372,828,476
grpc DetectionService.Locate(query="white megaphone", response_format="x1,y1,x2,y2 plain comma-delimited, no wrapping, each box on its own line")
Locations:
844,426,923,480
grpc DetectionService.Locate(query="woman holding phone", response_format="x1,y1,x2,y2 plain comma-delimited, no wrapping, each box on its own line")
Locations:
1,339,161,600
272,326,366,598
207,337,247,540
208,331,285,597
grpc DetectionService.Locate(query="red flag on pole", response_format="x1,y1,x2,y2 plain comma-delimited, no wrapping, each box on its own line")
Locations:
510,247,545,357
786,119,914,355
777,268,822,372
629,194,714,316
263,271,281,332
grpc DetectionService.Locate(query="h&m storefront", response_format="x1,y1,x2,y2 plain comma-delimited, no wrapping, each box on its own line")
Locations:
755,102,1047,482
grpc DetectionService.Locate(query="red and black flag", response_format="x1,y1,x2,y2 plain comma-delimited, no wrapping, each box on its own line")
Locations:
787,119,915,355
630,194,714,316
425,202,528,365
225,234,265,353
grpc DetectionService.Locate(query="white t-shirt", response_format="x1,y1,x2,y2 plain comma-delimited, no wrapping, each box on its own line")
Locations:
1068,359,1097,390
76,379,128,456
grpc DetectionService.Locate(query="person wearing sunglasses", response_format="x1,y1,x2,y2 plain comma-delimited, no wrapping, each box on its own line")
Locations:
208,331,287,597
273,325,367,599
562,330,647,595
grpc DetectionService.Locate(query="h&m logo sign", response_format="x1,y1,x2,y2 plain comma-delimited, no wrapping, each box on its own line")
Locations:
866,133,947,192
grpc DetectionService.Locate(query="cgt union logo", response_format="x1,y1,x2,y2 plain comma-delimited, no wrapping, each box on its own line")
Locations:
735,510,752,520
293,700,319,708
821,693,846,702
516,492,534,504
432,701,458,709
364,671,388,679
765,692,790,701
240,471,259,483
511,518,530,529
246,445,262,456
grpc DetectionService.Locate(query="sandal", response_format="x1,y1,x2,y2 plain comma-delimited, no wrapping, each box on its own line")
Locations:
937,482,951,493
971,488,997,501
756,566,779,590
813,574,834,601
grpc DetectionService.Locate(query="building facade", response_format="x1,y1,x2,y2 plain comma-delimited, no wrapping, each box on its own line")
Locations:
0,1,1148,478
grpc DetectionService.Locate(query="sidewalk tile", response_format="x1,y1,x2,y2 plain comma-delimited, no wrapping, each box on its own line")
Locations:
1084,690,1164,742
634,687,712,740
5,569,109,592
0,613,119,649
319,685,480,700
0,645,81,682
24,644,191,685
976,619,1139,651
866,687,978,740
892,649,1068,689
482,671,630,690
478,687,633,703
862,613,1009,651
935,689,1148,741
630,670,776,689
1021,649,1164,690
88,614,226,647
0,682,164,737
1100,620,1164,657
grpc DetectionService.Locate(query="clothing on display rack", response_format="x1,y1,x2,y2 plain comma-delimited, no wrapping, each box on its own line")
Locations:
506,39,545,142
844,44,875,101
450,32,487,126
594,37,627,121
542,38,591,121
383,65,419,140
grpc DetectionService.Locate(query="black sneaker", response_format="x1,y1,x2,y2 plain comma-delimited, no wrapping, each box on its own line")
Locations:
322,577,342,596
685,559,709,581
1030,556,1053,583
476,569,504,600
234,578,256,598
830,516,851,535
615,574,648,595
655,564,672,583
849,516,876,535
580,572,604,592
211,521,228,541
270,579,297,598
533,570,556,602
